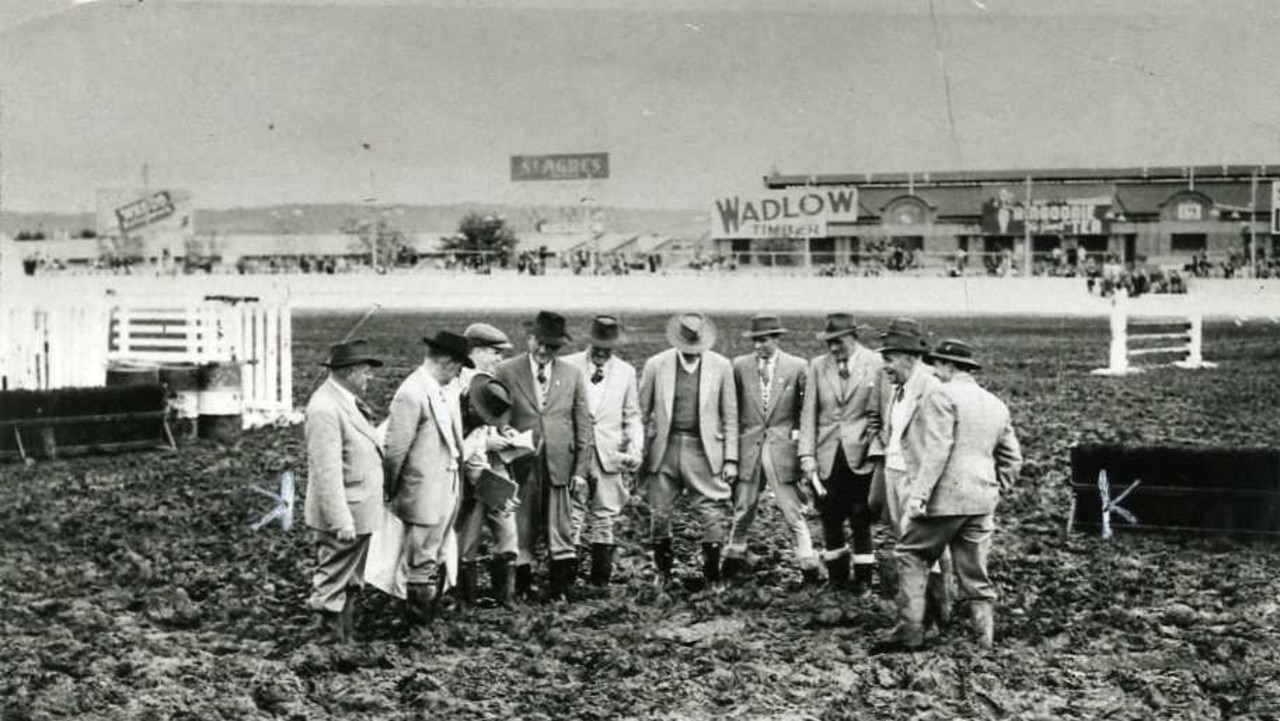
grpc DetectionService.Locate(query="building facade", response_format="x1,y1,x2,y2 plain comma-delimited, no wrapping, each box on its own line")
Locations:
716,165,1275,274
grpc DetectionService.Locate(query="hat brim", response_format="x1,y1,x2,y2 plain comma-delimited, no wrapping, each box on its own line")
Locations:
477,340,514,351
925,353,982,370
423,338,476,368
320,356,383,368
878,344,930,355
817,328,858,342
522,320,571,346
468,373,512,426
666,314,717,354
587,334,627,349
742,328,788,339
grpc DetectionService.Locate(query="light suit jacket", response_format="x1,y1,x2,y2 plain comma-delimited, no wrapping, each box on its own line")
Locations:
303,378,385,534
798,344,884,478
733,350,806,484
874,361,942,463
905,373,1023,516
494,354,593,487
639,349,739,475
562,351,644,475
385,365,465,526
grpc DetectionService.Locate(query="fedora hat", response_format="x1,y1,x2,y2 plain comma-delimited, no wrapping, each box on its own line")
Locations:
926,338,982,370
464,322,513,350
523,310,572,347
877,317,931,355
320,339,383,369
423,330,476,368
742,314,789,339
666,312,717,354
468,372,513,427
817,312,860,342
586,315,627,349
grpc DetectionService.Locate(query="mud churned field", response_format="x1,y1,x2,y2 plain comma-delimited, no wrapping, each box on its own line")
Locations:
3,311,1280,720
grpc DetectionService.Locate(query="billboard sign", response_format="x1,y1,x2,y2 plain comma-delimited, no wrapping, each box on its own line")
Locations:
97,189,194,238
511,153,610,182
981,187,1111,235
710,186,858,239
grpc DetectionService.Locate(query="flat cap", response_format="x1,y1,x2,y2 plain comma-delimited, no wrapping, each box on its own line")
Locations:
464,322,513,350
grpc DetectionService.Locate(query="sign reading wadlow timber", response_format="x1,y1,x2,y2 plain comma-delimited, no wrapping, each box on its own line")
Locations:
511,153,610,182
711,187,858,239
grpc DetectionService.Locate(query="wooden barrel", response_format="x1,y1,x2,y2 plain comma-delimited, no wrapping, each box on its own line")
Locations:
106,361,160,387
197,361,243,443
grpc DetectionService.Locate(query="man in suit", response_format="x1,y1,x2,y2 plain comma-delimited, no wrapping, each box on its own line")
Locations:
798,312,884,595
562,315,644,586
723,314,819,585
451,323,518,607
875,339,1022,652
385,330,473,624
304,339,385,643
639,312,739,587
493,310,593,600
873,318,951,628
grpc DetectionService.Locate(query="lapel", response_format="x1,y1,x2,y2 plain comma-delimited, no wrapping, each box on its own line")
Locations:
544,358,570,410
327,380,383,454
592,356,615,418
421,371,456,451
660,350,677,422
762,353,788,423
745,356,764,415
510,354,540,410
820,354,844,405
841,346,872,404
697,352,714,414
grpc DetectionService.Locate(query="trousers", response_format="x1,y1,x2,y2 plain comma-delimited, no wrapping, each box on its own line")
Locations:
646,433,731,544
726,442,817,568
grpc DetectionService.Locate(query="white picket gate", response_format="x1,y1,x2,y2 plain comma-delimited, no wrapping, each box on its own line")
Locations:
0,301,112,391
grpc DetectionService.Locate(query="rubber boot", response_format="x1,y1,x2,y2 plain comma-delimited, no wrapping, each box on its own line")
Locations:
653,538,675,586
404,582,435,626
514,563,534,601
590,543,615,587
800,566,823,587
316,609,346,644
851,562,875,599
490,555,515,609
341,590,357,643
702,543,722,587
872,559,928,653
924,571,952,631
720,555,745,581
548,558,575,600
458,562,478,607
970,601,995,650
824,554,850,591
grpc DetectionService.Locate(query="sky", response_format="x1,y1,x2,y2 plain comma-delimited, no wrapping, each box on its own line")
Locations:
2,0,1280,212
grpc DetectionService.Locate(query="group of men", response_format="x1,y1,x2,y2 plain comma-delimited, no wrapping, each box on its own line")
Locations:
302,309,1022,652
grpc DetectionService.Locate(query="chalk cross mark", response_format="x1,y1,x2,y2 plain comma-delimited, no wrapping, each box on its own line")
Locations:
1098,469,1140,540
251,470,295,531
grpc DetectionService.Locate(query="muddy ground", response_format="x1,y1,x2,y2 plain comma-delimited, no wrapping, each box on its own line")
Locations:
3,312,1279,720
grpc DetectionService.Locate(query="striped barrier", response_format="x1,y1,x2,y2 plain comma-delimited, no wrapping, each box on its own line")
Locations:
1091,295,1218,376
0,292,295,430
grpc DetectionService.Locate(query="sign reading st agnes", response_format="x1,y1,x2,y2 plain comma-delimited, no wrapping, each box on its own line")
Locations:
711,187,858,239
511,153,610,182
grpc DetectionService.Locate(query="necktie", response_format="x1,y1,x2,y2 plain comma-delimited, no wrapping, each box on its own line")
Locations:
591,363,605,385
355,397,377,423
894,384,905,404
758,358,772,408
837,359,850,380
537,362,549,404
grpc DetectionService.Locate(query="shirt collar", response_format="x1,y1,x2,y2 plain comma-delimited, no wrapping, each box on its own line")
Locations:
677,352,702,373
530,354,554,376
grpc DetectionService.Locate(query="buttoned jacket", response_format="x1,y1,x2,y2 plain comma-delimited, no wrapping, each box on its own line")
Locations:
798,344,884,477
905,373,1023,515
562,351,644,475
303,378,385,534
384,365,465,526
493,353,593,487
638,349,739,475
733,350,806,484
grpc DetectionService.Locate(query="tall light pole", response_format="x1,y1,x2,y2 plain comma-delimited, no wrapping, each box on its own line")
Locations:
1250,169,1259,277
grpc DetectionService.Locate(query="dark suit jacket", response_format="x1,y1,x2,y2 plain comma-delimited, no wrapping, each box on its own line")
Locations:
494,354,593,487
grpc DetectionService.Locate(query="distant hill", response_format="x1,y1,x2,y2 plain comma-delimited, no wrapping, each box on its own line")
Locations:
1,204,708,239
